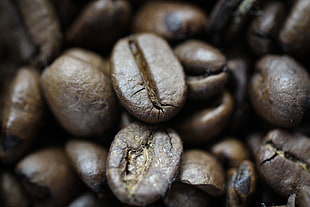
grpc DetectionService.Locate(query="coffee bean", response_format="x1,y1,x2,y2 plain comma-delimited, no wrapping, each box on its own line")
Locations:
65,140,108,195
111,33,187,123
247,1,286,56
0,171,29,207
15,0,62,67
177,91,234,144
174,40,228,100
16,148,79,207
279,0,310,56
249,55,310,127
41,53,118,137
208,0,241,43
133,1,207,41
178,149,225,196
164,182,209,207
1,67,43,163
226,160,256,207
211,137,250,169
106,122,183,206
66,0,131,50
256,129,310,196
0,0,36,66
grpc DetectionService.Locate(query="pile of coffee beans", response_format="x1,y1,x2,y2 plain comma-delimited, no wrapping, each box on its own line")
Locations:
0,0,309,206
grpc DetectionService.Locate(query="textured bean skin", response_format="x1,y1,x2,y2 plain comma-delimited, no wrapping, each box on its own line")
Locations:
41,54,117,137
107,122,183,206
256,129,310,196
111,33,186,123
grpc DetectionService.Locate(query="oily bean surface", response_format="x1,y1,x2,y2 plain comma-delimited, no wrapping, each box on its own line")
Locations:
106,122,183,206
111,33,186,123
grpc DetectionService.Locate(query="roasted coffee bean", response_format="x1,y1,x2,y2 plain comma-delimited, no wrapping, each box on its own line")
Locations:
224,0,257,40
133,1,207,41
0,0,36,66
250,55,310,128
106,122,183,206
177,91,234,144
174,40,228,100
16,148,79,207
211,137,250,169
279,0,310,56
14,0,62,66
0,171,29,207
64,48,110,75
247,1,286,56
65,140,108,195
67,0,131,50
256,129,310,196
41,53,117,137
226,160,256,207
178,149,225,196
163,182,209,207
111,33,187,123
1,67,43,163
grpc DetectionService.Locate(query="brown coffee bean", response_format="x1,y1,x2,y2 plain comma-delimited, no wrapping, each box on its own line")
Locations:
41,54,117,137
208,0,241,43
178,150,225,196
133,1,207,41
0,0,36,65
111,33,186,123
65,140,108,195
279,0,310,56
256,129,310,196
226,160,256,207
249,55,310,127
64,48,110,75
174,40,228,100
1,67,43,163
225,0,257,40
106,122,183,206
0,171,29,207
247,1,286,56
211,137,250,169
16,148,79,207
177,91,234,144
15,0,62,66
163,182,209,207
67,0,131,50
249,55,310,128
